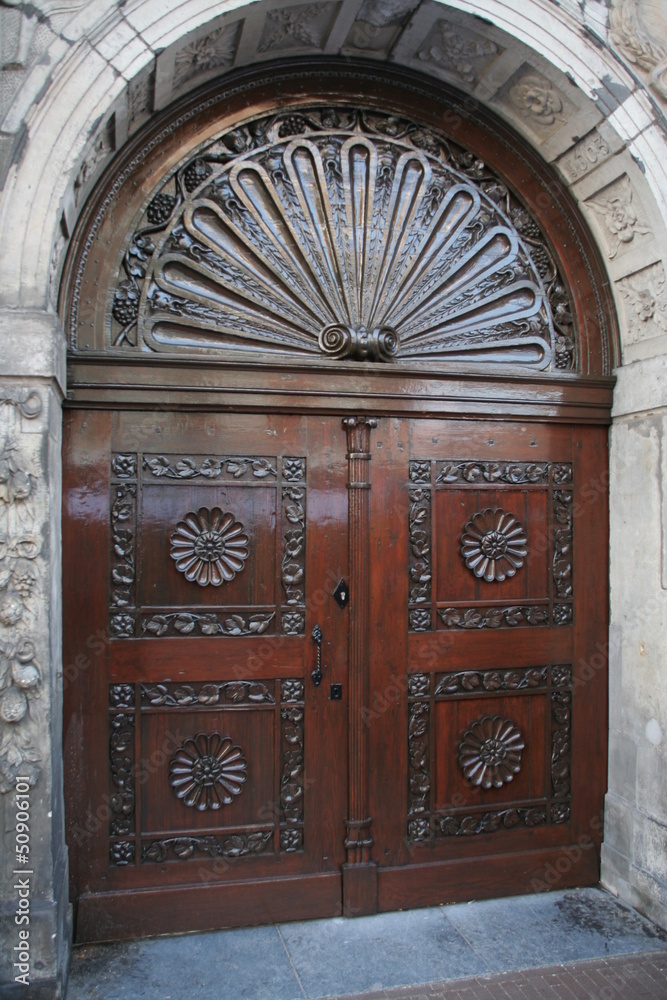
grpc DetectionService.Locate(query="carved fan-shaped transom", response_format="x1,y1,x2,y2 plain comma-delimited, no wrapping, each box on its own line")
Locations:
111,107,575,371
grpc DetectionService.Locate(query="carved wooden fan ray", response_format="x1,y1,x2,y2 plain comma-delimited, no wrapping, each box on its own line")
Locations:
111,108,574,370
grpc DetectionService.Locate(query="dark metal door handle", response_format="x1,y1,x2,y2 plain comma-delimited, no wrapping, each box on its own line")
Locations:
311,625,323,686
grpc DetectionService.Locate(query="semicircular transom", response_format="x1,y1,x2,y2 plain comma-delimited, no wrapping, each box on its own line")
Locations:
110,104,576,372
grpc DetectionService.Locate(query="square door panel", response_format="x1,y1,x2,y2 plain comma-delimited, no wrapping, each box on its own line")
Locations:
139,483,276,608
141,707,275,833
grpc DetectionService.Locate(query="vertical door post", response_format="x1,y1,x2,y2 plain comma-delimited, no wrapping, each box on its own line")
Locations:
342,416,378,916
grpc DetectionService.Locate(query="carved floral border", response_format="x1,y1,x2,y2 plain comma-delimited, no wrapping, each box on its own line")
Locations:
109,452,307,639
407,663,572,842
408,459,574,632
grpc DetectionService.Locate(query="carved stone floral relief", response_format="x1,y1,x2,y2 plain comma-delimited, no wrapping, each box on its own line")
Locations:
618,261,667,344
494,66,574,140
0,391,43,794
418,20,501,85
587,176,652,260
258,3,334,53
610,0,667,102
173,22,241,89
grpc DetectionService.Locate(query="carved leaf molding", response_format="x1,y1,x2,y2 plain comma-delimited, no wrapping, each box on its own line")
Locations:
407,663,572,841
108,106,575,371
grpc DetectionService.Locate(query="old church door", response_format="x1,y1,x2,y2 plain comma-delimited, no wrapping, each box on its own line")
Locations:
62,64,614,941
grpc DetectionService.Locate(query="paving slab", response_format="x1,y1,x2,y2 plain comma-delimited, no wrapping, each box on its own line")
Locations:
442,887,667,972
64,888,667,1000
66,924,303,1000
278,907,488,999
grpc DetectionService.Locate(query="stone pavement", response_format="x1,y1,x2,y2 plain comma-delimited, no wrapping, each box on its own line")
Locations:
66,888,667,1000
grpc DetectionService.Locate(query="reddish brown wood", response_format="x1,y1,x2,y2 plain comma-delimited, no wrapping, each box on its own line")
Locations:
376,845,601,912
342,417,377,915
62,62,612,942
75,872,343,943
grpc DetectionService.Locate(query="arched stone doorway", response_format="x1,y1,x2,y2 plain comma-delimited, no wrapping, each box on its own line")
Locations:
60,60,616,942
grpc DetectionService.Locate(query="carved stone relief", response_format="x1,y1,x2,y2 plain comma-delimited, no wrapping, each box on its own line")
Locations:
357,0,420,27
610,0,667,102
494,66,574,140
418,20,501,85
104,106,575,373
73,121,115,208
618,261,667,344
128,72,155,130
170,732,248,810
587,176,652,260
173,22,241,89
559,130,612,183
258,3,334,52
0,391,43,794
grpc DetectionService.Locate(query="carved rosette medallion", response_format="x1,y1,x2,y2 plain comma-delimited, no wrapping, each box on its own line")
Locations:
461,508,527,582
170,507,249,586
106,107,575,371
170,733,247,809
457,715,525,789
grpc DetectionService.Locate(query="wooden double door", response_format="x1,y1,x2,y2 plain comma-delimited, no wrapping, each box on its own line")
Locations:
63,406,607,941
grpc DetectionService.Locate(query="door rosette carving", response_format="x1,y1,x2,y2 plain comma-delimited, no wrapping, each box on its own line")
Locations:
169,733,247,809
458,715,525,789
461,507,527,582
170,507,249,586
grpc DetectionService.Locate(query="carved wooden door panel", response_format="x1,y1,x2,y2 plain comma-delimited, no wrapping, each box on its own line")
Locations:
365,417,608,912
63,411,351,941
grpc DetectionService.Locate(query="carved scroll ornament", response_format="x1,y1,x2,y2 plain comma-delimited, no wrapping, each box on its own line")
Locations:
109,107,575,371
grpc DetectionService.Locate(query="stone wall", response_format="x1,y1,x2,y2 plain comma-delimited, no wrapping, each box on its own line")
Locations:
0,0,666,995
0,313,69,997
